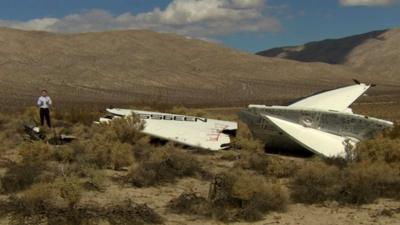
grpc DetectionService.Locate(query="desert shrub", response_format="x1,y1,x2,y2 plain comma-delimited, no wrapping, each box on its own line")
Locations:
5,177,100,225
53,108,103,126
16,182,56,212
290,160,342,204
0,115,25,151
168,170,288,222
92,116,144,145
1,162,45,193
236,150,298,178
388,124,400,138
0,113,9,132
168,192,210,216
56,176,83,209
53,145,77,163
127,146,204,187
219,151,240,161
104,200,164,225
21,107,38,122
340,162,400,204
19,142,54,163
208,169,288,221
82,168,106,192
231,122,263,151
82,138,134,170
355,136,400,163
169,106,209,117
291,159,400,204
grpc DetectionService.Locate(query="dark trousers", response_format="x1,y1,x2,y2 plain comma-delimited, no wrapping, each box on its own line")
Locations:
40,108,51,127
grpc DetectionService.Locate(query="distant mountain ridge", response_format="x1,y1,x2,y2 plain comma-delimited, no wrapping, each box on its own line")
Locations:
0,28,397,109
257,28,400,81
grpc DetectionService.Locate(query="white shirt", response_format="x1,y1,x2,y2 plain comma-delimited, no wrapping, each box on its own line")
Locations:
37,96,52,109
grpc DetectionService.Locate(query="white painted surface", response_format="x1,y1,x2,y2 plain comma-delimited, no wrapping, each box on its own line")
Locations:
264,114,356,157
104,108,238,151
289,83,370,112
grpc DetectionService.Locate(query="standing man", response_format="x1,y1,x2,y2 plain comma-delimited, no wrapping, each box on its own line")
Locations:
37,90,52,127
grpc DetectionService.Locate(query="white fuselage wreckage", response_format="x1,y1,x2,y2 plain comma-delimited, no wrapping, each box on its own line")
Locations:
239,82,393,157
97,109,238,151
97,82,393,157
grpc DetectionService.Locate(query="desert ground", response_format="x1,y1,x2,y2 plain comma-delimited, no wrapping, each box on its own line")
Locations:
0,99,399,225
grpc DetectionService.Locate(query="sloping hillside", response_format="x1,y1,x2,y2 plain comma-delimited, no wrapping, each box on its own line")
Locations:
257,28,400,82
0,28,394,109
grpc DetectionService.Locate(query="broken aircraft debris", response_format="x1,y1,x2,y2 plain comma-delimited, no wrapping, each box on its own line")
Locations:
96,109,238,151
96,81,393,157
24,122,76,145
239,81,394,157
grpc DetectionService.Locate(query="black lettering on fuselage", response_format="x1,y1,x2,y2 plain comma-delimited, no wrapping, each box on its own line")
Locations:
137,113,207,122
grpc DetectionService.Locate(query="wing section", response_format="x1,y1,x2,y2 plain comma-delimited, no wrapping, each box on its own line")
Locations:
104,108,238,151
263,114,358,157
288,83,370,112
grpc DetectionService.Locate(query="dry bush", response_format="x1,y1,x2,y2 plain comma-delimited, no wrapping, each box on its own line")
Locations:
56,176,83,209
57,130,135,170
5,176,83,223
168,170,288,222
127,146,204,187
168,192,210,216
0,113,25,152
21,106,38,122
388,124,400,138
340,162,400,204
82,138,134,170
231,121,263,151
53,108,103,126
236,150,298,178
168,106,209,117
81,168,106,191
19,142,54,163
219,151,240,161
1,162,45,193
208,169,288,221
103,200,164,225
6,193,163,225
16,182,56,212
291,158,400,204
0,112,7,126
355,136,400,164
290,160,342,204
91,116,144,145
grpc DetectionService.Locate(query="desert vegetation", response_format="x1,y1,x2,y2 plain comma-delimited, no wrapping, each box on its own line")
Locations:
0,105,399,224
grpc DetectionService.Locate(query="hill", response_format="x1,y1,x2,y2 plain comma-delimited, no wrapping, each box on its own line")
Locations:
257,28,400,82
0,28,397,109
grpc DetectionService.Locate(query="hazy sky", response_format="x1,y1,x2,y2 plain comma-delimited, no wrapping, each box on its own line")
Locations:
0,0,399,52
